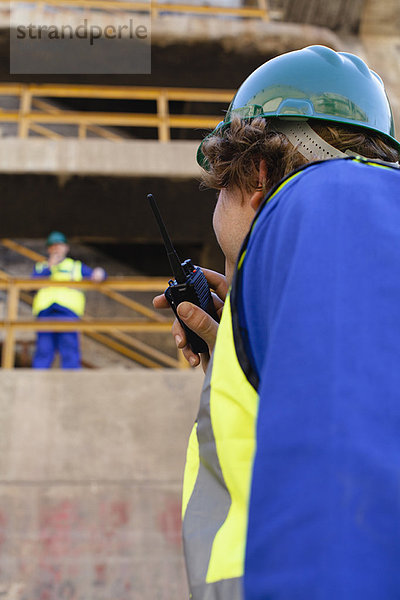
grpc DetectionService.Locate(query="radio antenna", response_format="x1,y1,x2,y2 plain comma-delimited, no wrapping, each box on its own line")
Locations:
148,194,186,284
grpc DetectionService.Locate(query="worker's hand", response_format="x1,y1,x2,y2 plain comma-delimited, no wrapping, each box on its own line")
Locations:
91,267,106,282
153,268,228,372
47,243,69,266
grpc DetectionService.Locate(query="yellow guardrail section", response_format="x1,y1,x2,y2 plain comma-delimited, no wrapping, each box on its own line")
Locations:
3,0,269,20
0,83,234,140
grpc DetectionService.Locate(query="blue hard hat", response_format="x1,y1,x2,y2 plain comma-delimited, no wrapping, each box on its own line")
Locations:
197,45,400,168
46,231,67,246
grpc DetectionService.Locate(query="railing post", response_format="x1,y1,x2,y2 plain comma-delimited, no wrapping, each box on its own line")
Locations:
177,347,190,369
18,86,32,138
157,90,170,142
151,2,159,19
79,123,87,139
2,282,19,369
257,0,269,20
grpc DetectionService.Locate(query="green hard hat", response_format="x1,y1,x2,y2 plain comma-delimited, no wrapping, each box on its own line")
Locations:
197,45,400,168
46,231,67,246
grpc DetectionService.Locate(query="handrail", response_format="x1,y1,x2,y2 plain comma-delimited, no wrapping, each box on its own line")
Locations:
0,278,171,290
0,83,234,141
4,0,269,20
0,83,234,100
1,320,173,331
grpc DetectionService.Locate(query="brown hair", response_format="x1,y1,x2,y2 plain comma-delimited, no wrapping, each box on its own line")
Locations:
200,117,400,193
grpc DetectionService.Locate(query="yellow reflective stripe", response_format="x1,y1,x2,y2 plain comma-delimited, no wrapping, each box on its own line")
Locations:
73,260,83,281
364,160,395,171
206,295,258,583
266,170,303,205
182,423,200,520
237,251,246,271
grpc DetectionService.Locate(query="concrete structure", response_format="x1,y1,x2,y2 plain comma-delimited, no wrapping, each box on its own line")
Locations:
0,139,201,178
1,1,398,251
359,0,400,132
0,368,203,598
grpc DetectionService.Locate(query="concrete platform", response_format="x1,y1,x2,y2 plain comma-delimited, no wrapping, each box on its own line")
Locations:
0,368,203,599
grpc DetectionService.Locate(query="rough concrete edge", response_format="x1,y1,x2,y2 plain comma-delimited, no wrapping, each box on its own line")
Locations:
151,18,341,52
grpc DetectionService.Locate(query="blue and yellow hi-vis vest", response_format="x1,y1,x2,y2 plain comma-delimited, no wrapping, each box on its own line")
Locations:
32,257,85,317
182,157,400,600
182,292,258,600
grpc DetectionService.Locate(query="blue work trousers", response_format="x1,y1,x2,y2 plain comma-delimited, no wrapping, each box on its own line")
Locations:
32,307,81,369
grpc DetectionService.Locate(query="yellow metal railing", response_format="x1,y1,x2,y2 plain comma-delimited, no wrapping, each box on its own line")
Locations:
0,83,234,141
0,276,185,369
4,0,269,20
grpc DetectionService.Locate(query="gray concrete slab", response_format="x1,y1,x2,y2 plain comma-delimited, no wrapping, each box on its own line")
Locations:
0,139,202,178
0,368,204,599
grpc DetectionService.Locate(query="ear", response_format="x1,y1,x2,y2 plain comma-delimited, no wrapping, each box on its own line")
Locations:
249,159,268,211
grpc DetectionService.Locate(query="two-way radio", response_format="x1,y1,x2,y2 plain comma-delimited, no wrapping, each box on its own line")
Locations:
148,194,219,355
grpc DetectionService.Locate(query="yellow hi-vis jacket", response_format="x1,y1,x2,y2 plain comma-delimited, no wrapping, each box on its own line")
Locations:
182,292,258,600
181,164,319,599
181,163,322,600
181,165,306,599
32,257,85,317
181,157,400,600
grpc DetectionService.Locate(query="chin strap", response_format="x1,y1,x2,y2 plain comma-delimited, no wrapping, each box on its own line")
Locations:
273,120,399,168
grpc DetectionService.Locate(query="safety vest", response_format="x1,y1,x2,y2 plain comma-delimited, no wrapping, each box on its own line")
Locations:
32,257,85,317
182,157,399,600
182,295,258,599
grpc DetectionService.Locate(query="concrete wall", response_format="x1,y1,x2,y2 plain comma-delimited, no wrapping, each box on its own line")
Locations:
0,368,203,599
360,0,400,36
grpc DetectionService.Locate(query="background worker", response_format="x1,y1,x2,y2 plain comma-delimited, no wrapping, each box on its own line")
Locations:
154,45,400,599
32,231,106,369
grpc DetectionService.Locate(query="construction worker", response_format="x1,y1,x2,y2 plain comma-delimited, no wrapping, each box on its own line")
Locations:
154,46,400,599
32,231,106,369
